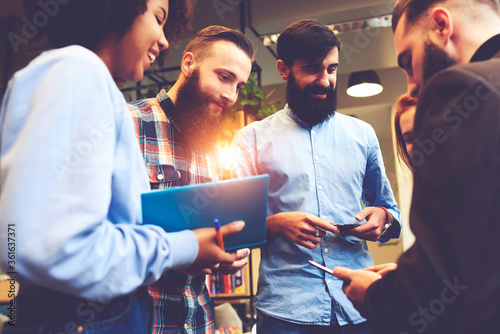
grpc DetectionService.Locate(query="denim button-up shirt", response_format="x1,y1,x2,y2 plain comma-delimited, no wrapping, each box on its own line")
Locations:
231,106,401,325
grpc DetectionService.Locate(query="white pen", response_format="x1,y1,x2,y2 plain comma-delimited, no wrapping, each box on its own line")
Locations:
308,260,334,275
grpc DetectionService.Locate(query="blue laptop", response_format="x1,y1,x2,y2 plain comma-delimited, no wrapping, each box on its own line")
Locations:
141,174,269,251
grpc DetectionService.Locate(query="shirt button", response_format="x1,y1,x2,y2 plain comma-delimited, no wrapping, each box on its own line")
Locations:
184,323,188,330
324,248,329,253
327,279,331,284
318,185,323,190
157,174,164,181
311,130,316,135
321,216,326,220
315,156,320,161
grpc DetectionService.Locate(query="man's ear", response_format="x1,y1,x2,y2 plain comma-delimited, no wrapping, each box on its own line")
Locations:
430,8,454,46
277,60,290,81
180,52,196,77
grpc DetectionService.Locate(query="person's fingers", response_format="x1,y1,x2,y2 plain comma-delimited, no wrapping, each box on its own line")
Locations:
298,233,321,246
345,229,382,241
318,229,327,237
220,220,245,236
347,220,378,233
218,257,248,274
217,268,232,275
217,250,238,264
308,228,327,238
234,248,250,260
367,263,397,276
365,263,397,273
376,267,396,276
355,207,371,221
296,238,318,249
331,266,355,282
339,225,365,236
227,257,248,269
309,217,337,233
341,221,378,237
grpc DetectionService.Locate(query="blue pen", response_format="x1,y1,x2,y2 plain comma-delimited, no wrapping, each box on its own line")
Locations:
214,218,225,251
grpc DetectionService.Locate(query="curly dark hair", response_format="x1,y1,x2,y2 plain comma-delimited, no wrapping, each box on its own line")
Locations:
159,0,197,64
165,0,196,44
42,0,195,53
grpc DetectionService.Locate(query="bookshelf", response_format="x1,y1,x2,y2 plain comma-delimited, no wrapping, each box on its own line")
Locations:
208,252,254,299
208,251,258,331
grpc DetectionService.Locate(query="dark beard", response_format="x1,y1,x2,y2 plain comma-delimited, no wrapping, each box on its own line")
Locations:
173,69,232,153
286,72,337,126
423,40,457,83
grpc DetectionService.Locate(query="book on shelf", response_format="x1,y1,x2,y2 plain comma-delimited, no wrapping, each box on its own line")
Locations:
233,270,244,294
206,269,246,295
216,326,242,334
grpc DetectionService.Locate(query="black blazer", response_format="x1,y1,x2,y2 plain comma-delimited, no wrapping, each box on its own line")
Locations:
365,36,500,334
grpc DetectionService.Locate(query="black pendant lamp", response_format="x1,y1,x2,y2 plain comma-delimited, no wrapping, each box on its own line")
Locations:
347,70,383,97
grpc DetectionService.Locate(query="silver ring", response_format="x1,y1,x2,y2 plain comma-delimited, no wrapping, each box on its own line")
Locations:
315,229,320,237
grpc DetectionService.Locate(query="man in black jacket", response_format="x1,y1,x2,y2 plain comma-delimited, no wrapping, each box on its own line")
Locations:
332,0,500,333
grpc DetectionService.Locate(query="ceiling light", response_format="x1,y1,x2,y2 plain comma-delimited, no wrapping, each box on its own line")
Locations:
347,70,383,97
259,14,392,45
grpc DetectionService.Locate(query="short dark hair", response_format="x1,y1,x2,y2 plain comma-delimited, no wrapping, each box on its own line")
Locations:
392,0,500,32
45,0,195,51
184,25,256,62
394,93,418,170
277,19,342,67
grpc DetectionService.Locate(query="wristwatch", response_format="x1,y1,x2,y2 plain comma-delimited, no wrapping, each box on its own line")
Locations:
378,206,394,237
380,221,394,237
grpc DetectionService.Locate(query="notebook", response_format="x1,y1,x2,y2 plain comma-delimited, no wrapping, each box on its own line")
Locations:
141,174,269,251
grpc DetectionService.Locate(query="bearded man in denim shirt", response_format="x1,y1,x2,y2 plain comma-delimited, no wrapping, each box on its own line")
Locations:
231,19,402,334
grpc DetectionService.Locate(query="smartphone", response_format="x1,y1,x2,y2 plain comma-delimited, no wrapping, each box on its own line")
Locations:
334,224,358,232
308,260,334,275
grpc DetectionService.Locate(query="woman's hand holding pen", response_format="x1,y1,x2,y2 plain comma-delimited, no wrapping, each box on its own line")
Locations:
184,220,245,275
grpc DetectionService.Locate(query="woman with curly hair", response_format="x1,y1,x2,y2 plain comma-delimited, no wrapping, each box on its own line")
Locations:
0,1,244,333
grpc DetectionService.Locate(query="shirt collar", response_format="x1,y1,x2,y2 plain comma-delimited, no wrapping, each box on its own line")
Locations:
470,34,500,63
285,104,311,129
156,89,175,119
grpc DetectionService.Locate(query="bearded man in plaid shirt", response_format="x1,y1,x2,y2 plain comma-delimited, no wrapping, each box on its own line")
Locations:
128,26,255,333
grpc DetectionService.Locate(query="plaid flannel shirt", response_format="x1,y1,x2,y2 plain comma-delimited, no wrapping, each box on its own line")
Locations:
129,90,222,334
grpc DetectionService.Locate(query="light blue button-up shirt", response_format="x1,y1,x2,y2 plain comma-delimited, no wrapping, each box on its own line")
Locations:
0,46,198,300
231,106,401,325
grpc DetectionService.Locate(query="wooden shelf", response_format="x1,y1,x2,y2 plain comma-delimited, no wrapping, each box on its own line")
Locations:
211,292,251,298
